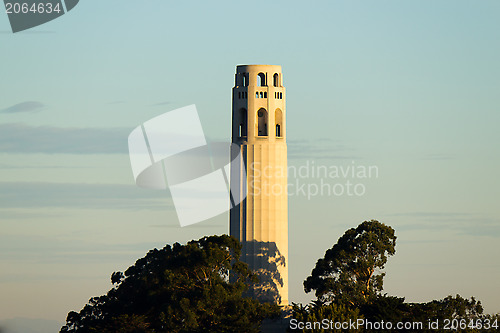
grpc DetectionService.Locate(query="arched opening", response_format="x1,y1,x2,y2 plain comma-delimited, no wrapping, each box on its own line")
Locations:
257,72,266,87
273,73,279,87
242,73,248,87
239,108,247,137
275,109,283,138
257,108,268,136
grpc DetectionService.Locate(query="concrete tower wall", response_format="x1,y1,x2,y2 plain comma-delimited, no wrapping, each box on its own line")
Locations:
230,64,288,305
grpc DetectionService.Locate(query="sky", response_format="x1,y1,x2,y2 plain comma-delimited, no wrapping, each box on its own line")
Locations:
1,0,500,330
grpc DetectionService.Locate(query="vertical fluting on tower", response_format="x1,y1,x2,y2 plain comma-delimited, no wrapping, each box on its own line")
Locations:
230,65,288,305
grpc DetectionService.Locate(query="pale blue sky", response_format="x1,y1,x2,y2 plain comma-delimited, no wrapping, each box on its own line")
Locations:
1,0,499,329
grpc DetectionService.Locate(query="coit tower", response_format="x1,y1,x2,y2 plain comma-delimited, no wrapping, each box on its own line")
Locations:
230,64,288,306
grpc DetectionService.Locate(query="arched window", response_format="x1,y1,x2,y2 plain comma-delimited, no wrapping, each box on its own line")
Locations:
257,108,268,136
242,73,248,87
273,73,279,87
275,109,283,137
239,108,247,137
257,72,266,87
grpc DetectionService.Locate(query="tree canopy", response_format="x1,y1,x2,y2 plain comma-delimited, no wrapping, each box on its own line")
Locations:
60,235,279,333
303,220,396,307
293,220,499,333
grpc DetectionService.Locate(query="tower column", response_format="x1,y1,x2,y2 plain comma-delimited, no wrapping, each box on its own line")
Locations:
230,64,288,305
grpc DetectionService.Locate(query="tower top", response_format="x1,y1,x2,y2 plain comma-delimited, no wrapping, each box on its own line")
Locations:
234,65,284,89
236,64,282,73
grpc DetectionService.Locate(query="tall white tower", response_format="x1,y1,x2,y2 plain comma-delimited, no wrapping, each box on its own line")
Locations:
230,65,288,305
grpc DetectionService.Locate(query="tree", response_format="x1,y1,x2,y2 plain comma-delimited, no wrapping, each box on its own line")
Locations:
60,235,280,333
296,221,498,332
406,294,495,332
303,220,396,307
288,300,361,333
409,294,484,322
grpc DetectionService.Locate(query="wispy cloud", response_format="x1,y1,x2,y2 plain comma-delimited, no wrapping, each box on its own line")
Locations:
288,139,359,160
0,182,172,210
0,101,45,113
0,123,359,158
0,232,162,266
0,318,61,333
387,211,500,238
0,209,62,219
0,123,129,154
151,101,171,107
420,153,456,160
387,212,472,218
0,163,88,169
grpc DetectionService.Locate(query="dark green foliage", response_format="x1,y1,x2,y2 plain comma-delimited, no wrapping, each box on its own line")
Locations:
304,220,396,307
291,294,496,333
60,235,280,333
408,294,483,322
295,220,498,333
405,295,494,333
289,301,361,332
360,294,409,324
